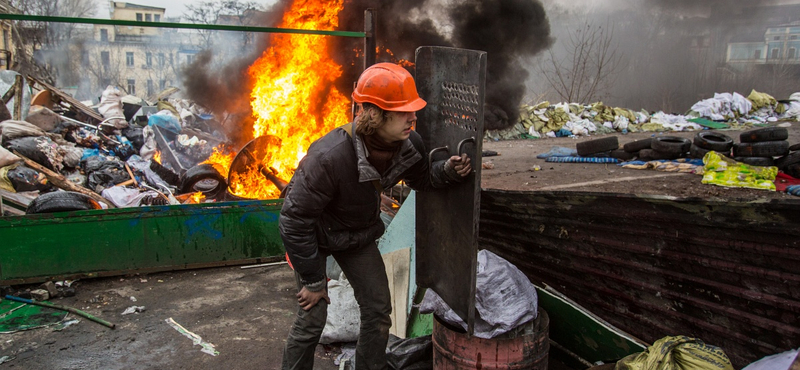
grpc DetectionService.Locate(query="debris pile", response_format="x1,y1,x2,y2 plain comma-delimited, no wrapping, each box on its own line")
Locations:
0,72,229,216
488,90,800,141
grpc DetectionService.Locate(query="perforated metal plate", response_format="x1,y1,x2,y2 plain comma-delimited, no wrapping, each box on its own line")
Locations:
414,46,486,334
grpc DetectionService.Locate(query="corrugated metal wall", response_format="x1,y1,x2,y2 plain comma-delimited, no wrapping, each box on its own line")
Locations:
479,189,800,368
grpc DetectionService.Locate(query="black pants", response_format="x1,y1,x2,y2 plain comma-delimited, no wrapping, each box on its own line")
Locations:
282,243,392,370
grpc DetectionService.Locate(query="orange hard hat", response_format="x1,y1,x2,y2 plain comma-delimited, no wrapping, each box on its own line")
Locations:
352,63,426,112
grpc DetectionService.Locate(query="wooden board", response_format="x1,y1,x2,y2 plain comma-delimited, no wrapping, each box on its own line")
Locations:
383,248,410,338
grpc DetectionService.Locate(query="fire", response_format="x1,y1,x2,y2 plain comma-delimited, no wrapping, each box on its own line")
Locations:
153,150,162,164
190,192,205,203
231,0,350,199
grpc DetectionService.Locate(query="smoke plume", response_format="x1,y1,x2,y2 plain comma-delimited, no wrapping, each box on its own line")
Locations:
184,0,553,132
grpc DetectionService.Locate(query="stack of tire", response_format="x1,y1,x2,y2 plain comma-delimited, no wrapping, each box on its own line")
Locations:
576,136,620,158
730,127,791,168
616,136,692,161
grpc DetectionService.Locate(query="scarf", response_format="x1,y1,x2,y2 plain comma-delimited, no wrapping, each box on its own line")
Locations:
363,134,401,175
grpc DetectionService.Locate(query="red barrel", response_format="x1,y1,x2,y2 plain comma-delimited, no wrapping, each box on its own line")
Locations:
432,309,549,369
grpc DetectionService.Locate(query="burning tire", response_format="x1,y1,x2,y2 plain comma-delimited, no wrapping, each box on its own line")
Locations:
26,191,103,214
179,164,227,198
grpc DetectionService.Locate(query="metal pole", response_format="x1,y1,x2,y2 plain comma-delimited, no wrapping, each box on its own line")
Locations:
364,9,376,69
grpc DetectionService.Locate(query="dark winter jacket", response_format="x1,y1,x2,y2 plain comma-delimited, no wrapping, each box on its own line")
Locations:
279,122,459,290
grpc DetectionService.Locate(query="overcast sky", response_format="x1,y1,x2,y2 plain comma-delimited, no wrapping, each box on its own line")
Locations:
97,0,278,19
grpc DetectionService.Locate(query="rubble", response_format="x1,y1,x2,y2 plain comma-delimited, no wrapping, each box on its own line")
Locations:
0,73,229,215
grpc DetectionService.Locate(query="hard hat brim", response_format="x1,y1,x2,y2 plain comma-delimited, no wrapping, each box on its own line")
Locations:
385,97,427,112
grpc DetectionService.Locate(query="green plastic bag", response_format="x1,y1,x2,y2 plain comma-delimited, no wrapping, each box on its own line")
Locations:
616,336,735,370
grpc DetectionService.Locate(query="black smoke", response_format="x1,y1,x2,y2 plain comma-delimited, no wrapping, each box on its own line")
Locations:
184,0,552,133
331,0,553,130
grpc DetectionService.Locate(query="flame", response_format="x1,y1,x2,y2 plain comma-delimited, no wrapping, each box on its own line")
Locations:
190,192,205,203
153,151,162,164
232,0,349,199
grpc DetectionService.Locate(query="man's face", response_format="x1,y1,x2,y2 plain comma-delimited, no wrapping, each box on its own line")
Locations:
375,111,417,143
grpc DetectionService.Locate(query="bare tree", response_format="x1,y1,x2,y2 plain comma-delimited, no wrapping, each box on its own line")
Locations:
183,0,260,50
8,0,97,82
539,20,624,104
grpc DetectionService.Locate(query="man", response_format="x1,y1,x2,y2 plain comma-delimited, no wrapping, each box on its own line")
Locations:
280,62,471,369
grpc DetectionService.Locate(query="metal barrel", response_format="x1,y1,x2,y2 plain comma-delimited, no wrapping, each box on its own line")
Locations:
432,309,549,370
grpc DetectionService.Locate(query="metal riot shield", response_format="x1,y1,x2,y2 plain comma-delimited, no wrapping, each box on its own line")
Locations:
414,46,486,334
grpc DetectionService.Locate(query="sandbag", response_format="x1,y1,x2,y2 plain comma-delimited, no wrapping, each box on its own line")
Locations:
0,120,47,143
420,249,539,339
97,85,128,129
319,272,360,344
26,105,61,132
0,145,20,167
615,336,734,370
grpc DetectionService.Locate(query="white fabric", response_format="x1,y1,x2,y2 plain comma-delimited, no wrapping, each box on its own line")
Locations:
320,272,360,344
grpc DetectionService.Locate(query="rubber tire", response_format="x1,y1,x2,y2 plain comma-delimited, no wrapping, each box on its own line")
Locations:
577,136,619,157
789,143,800,152
150,160,181,186
25,191,102,214
610,149,636,161
732,141,790,157
622,138,652,153
179,164,227,198
739,127,789,143
734,157,775,167
786,163,800,179
637,149,673,161
651,136,691,156
775,151,800,170
689,144,711,159
693,132,733,152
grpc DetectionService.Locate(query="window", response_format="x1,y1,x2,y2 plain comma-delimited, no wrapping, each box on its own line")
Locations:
774,36,781,41
101,51,110,66
157,53,165,67
81,51,88,65
155,14,161,22
792,35,798,40
146,52,152,67
145,14,152,22
100,29,108,42
754,49,761,59
186,54,195,64
147,80,154,96
126,52,134,67
789,48,797,59
136,13,142,21
127,79,136,94
771,48,780,59
159,79,166,89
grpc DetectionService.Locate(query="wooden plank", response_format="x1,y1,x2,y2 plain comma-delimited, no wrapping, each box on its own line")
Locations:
383,248,410,338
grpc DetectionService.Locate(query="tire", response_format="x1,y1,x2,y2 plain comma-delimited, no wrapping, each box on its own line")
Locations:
739,127,788,143
637,149,673,161
26,191,102,214
732,141,790,157
734,157,775,167
576,136,619,157
789,143,800,152
179,164,227,198
150,160,180,186
622,138,652,153
651,136,691,156
610,149,636,161
689,144,711,159
693,132,733,152
786,163,800,179
775,151,800,170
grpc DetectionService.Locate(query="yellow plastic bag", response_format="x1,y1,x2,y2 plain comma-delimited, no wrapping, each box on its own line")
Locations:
616,336,735,370
702,151,777,191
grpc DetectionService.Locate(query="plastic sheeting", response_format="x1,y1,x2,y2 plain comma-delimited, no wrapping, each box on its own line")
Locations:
419,249,538,339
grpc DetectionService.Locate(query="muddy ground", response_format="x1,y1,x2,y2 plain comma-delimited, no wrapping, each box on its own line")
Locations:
1,123,798,369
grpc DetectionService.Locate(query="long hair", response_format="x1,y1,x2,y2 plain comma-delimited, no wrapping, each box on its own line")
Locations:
355,103,390,136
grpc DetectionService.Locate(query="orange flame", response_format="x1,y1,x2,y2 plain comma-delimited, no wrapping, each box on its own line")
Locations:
223,0,350,199
153,151,162,164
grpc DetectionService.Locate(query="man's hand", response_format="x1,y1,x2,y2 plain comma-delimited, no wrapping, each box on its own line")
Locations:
297,286,330,311
447,154,472,177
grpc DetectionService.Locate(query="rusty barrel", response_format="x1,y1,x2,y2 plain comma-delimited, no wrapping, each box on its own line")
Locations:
432,309,549,370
